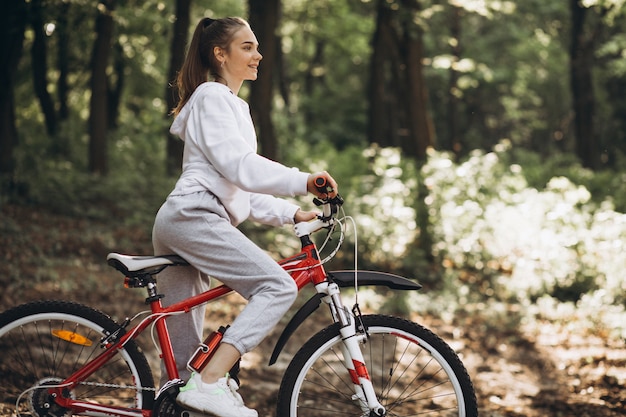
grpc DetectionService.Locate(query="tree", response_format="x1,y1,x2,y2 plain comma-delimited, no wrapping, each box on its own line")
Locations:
570,0,600,169
31,0,58,137
399,0,434,160
0,0,28,177
278,0,373,150
56,0,71,122
165,0,191,176
5,0,626,188
568,0,626,169
248,0,280,160
367,0,434,160
88,0,117,175
446,3,462,155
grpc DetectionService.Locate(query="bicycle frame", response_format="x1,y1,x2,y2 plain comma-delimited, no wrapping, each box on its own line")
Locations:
48,229,382,416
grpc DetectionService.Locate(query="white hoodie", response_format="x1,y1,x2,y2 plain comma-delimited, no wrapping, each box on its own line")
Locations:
169,82,309,226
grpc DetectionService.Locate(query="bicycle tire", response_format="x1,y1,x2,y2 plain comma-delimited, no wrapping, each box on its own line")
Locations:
276,314,477,417
0,300,155,417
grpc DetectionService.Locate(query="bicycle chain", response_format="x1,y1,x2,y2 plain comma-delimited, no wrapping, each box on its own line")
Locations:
75,381,157,391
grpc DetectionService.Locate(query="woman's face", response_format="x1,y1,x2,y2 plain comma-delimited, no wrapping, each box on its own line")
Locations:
220,26,263,86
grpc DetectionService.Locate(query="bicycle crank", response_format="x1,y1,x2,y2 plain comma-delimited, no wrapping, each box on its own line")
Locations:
153,380,186,417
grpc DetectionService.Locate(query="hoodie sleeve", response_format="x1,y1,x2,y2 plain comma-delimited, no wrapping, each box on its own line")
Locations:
248,194,300,227
190,89,309,198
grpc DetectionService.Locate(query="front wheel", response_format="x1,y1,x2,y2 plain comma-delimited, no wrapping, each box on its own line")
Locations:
277,314,477,417
0,300,155,416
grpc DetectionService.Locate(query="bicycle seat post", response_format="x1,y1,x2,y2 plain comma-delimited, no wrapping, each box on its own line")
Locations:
143,277,165,305
143,275,180,381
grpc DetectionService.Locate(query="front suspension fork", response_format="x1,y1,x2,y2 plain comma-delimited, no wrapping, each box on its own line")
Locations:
317,282,386,416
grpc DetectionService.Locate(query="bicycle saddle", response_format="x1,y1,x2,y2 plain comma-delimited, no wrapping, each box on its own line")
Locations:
107,253,188,277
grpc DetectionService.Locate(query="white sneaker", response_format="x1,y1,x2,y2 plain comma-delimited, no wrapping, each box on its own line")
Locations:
176,373,258,417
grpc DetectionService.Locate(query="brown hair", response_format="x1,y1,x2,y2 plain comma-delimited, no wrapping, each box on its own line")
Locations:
172,17,249,116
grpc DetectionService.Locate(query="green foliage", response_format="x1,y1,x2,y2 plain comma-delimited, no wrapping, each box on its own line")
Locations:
421,141,626,336
8,113,175,227
277,0,374,149
422,0,576,154
269,139,626,339
507,147,626,212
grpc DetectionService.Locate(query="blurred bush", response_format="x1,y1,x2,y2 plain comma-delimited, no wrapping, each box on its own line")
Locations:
420,140,626,338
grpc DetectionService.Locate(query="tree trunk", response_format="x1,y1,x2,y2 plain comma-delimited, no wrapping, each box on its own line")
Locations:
368,0,434,160
0,0,27,176
165,0,191,176
107,42,124,129
248,0,279,161
31,0,58,137
88,0,116,175
570,0,597,169
57,0,70,121
400,0,434,160
447,4,462,155
275,36,290,108
368,0,399,148
303,40,325,127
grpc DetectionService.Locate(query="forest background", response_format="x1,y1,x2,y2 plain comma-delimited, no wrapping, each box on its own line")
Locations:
1,0,626,415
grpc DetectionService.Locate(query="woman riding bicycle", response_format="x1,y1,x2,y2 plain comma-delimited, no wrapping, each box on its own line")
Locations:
152,16,338,417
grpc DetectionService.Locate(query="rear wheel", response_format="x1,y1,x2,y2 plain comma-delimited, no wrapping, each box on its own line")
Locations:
0,300,155,416
277,314,477,417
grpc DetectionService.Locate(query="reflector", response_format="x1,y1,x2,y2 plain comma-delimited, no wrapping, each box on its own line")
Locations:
52,329,93,346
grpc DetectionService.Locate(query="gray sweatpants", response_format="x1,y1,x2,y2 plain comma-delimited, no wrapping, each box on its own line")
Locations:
152,191,298,383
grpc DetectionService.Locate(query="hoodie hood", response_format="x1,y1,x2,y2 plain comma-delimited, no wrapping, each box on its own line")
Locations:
170,82,221,141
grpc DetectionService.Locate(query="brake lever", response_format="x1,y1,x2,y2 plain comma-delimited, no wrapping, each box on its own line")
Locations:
313,195,344,207
313,195,344,221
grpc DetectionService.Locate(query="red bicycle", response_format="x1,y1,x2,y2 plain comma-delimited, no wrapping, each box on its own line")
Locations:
0,193,477,417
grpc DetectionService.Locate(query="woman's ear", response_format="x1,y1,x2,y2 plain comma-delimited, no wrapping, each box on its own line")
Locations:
214,46,225,64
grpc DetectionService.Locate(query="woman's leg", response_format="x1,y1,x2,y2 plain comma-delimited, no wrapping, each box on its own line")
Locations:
153,264,210,385
153,191,297,379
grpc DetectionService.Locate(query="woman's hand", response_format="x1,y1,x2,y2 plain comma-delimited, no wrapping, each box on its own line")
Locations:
294,209,318,224
307,171,338,199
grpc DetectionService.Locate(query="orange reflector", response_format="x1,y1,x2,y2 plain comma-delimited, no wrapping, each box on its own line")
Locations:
52,329,93,346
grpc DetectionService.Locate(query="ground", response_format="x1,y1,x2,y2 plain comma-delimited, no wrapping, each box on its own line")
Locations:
1,203,625,416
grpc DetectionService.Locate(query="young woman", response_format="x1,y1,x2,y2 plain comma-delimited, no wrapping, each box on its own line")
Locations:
152,16,338,417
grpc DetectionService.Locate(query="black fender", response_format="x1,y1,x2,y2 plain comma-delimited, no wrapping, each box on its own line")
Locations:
268,270,421,365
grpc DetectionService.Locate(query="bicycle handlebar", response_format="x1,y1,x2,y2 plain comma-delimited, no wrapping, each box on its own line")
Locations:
294,190,344,238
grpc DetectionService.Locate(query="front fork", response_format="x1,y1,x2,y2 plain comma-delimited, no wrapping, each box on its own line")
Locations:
316,282,386,417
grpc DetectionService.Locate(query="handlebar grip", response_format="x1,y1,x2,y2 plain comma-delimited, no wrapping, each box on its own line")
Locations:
314,177,326,187
314,176,334,195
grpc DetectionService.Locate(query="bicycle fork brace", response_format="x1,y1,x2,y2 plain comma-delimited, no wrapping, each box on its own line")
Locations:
316,281,387,417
